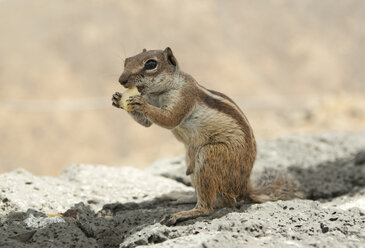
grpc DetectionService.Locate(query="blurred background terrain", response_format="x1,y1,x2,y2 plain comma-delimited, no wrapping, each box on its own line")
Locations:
0,0,364,175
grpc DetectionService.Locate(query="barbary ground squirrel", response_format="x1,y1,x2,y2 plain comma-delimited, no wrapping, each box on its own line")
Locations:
112,47,302,225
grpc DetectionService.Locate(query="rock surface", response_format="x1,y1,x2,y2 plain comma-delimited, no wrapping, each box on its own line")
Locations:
0,164,193,216
1,132,365,248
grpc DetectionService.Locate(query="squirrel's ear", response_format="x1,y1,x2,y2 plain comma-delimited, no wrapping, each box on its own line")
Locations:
142,48,147,52
163,47,178,67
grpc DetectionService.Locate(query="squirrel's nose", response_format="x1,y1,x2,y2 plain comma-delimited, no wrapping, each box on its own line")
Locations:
119,76,128,86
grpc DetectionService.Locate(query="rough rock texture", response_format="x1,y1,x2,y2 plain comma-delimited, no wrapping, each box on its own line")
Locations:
1,132,365,248
0,165,193,215
121,200,365,248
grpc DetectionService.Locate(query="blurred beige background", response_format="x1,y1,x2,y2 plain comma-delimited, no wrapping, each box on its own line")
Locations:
0,0,364,176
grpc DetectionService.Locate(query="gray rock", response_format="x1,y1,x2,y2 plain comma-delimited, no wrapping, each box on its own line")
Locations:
322,188,365,211
24,214,65,229
355,151,365,165
1,132,365,248
0,164,193,216
145,156,191,186
255,132,365,172
119,200,365,248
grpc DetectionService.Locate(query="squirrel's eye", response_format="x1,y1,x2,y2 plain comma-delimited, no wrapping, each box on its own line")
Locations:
144,59,157,70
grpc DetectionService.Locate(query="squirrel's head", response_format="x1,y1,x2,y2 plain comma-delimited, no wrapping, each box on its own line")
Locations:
118,47,179,94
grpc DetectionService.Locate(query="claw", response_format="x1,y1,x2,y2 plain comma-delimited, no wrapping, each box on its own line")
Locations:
112,102,120,108
160,214,177,226
130,102,141,106
112,100,121,108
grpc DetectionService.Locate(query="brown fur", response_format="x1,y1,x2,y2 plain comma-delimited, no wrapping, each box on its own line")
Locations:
197,89,253,137
112,47,302,226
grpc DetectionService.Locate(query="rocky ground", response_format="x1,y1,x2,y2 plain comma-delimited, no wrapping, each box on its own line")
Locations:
1,132,365,248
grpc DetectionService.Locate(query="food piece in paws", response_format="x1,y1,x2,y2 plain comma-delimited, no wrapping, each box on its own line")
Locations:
118,86,140,111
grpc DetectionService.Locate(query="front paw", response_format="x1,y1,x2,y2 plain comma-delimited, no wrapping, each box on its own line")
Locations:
126,95,146,112
112,92,123,109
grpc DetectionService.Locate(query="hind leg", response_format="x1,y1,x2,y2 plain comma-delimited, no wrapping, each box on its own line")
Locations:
160,175,216,226
160,204,213,226
161,146,219,226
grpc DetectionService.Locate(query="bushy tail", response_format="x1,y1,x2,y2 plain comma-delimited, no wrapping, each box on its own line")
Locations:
248,169,305,203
